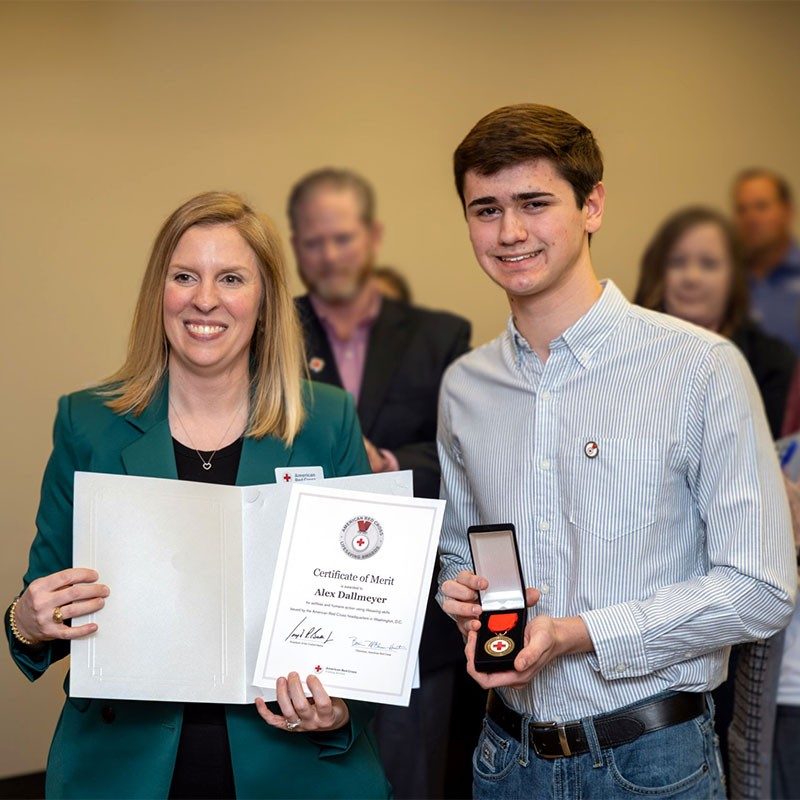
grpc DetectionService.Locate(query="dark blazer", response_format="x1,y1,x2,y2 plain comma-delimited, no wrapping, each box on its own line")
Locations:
6,381,390,800
296,295,471,672
732,319,796,438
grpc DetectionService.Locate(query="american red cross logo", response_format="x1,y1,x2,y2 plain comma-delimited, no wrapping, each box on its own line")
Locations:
492,641,505,651
315,665,322,673
356,537,365,547
283,473,292,482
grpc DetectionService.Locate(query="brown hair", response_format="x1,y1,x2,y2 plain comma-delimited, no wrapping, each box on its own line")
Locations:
453,103,603,211
287,167,376,230
100,191,306,443
634,206,749,337
733,167,794,206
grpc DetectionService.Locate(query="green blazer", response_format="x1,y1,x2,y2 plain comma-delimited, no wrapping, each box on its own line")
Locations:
6,381,391,800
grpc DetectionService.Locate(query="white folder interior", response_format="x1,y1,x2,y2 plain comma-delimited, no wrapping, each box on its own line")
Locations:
71,470,413,703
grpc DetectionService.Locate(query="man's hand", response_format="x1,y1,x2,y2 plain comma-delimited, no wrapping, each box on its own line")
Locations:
363,437,392,473
440,570,489,637
465,612,593,691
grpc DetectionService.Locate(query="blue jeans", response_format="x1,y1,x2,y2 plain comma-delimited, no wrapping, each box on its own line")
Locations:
473,693,725,800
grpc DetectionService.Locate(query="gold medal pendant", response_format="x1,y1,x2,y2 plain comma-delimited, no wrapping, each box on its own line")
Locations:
485,634,515,657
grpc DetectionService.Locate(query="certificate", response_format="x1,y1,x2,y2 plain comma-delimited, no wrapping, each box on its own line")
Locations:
253,485,445,706
70,470,414,703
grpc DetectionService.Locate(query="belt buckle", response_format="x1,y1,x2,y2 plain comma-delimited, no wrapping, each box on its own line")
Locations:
530,721,573,759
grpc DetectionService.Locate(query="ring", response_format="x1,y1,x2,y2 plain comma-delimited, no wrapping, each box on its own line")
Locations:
52,606,64,625
285,719,301,731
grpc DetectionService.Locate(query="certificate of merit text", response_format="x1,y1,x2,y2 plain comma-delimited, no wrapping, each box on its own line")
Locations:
253,485,445,706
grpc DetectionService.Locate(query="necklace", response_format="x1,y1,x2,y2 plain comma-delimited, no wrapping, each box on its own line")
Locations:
169,396,247,471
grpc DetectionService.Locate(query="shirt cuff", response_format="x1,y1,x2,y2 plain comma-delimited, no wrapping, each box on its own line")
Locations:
579,603,650,680
378,449,400,473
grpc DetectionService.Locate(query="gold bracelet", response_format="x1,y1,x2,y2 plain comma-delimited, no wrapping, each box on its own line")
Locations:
9,596,36,646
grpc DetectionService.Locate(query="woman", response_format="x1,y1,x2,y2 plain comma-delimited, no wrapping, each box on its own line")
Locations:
635,205,795,438
5,192,390,799
635,205,796,797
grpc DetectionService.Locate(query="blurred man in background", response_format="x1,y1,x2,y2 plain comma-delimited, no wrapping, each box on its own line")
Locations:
288,167,478,799
733,168,800,354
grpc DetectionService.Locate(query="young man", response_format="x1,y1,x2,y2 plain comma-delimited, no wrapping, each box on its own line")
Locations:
438,104,796,799
733,169,800,354
288,168,478,799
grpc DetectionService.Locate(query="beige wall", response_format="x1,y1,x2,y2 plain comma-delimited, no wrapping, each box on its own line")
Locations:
1,0,798,778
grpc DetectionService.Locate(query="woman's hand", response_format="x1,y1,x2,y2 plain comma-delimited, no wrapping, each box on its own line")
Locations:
255,672,350,734
12,568,109,644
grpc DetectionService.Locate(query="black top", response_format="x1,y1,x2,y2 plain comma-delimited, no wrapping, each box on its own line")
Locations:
731,319,797,438
170,436,242,800
173,437,244,485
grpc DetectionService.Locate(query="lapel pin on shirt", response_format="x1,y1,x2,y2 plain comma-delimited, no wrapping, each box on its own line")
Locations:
309,357,325,374
584,441,599,458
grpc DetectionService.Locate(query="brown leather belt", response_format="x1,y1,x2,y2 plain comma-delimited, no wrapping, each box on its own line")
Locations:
486,689,706,759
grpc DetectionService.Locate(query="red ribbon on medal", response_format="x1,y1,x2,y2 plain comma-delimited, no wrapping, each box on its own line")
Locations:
357,519,372,533
487,612,518,633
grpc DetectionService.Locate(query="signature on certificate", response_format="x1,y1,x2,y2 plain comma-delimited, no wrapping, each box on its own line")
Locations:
285,616,334,645
349,637,407,652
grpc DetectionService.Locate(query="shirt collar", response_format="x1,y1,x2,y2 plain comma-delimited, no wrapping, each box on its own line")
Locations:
507,279,630,369
309,285,382,337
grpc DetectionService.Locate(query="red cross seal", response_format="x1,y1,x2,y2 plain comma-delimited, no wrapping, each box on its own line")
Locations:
484,634,515,657
340,515,384,559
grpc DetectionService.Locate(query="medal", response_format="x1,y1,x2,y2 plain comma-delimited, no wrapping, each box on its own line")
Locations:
484,612,519,657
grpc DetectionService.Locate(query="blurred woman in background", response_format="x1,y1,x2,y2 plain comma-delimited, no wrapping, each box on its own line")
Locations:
635,205,795,438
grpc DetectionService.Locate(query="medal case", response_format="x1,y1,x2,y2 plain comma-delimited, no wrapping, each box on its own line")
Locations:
467,524,526,673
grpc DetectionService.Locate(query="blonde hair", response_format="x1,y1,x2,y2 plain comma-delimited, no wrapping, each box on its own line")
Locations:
101,191,306,443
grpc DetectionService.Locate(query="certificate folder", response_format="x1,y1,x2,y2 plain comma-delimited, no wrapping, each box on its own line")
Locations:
70,470,413,704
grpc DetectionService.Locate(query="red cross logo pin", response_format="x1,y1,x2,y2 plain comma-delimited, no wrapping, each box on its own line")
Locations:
584,441,599,459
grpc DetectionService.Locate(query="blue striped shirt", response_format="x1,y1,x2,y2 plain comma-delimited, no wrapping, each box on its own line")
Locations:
437,280,796,723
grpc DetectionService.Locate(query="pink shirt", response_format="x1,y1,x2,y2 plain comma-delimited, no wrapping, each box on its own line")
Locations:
309,290,399,472
309,290,381,402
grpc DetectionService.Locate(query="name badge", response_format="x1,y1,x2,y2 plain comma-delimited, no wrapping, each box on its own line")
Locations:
275,466,324,484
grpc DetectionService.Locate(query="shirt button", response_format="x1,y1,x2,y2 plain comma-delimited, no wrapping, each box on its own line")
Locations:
538,520,550,531
539,459,551,471
540,390,551,401
540,583,550,594
615,663,626,674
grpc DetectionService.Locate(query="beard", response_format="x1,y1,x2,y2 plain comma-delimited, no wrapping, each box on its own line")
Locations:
303,262,373,304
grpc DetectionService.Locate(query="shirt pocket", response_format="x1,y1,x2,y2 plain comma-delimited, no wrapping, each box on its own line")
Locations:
564,437,661,541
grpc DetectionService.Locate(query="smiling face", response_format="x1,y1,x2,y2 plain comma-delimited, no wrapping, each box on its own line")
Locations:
662,222,732,331
163,223,263,379
463,159,604,303
292,186,381,304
